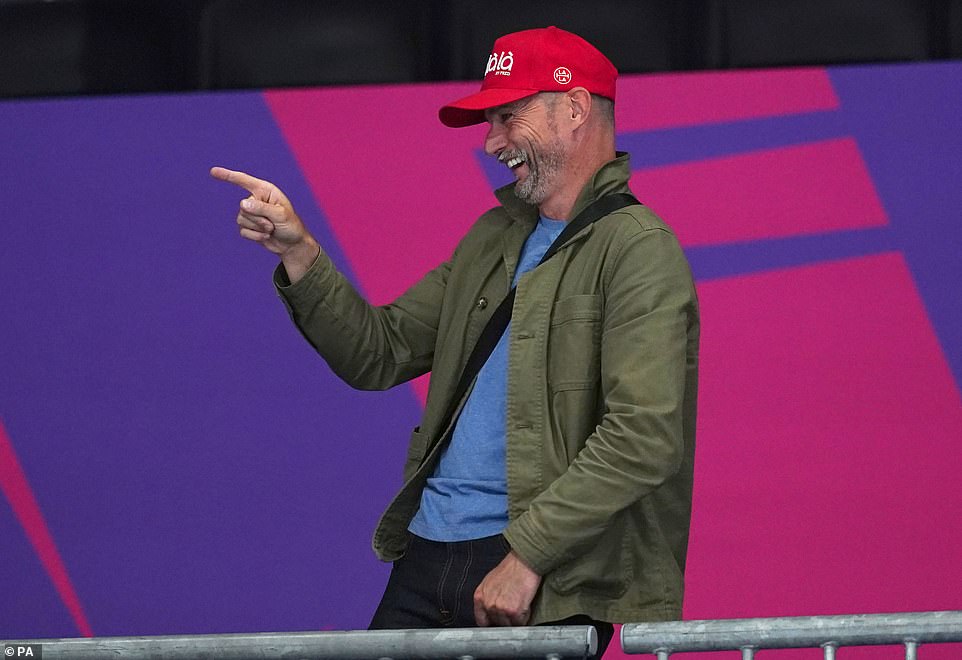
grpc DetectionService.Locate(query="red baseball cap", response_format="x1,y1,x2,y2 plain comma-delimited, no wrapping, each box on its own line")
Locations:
439,26,618,128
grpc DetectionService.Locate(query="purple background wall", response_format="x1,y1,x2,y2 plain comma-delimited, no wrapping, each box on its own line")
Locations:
1,62,960,658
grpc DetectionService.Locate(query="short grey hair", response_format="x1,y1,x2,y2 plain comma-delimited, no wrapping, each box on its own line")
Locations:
538,91,614,127
592,94,615,127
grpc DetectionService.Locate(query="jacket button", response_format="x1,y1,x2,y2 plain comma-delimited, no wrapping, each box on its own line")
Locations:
477,297,488,310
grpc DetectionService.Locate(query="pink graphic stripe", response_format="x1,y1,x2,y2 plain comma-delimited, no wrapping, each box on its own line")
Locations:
682,254,962,648
0,420,93,637
631,138,889,247
617,67,839,131
265,83,495,404
264,83,492,308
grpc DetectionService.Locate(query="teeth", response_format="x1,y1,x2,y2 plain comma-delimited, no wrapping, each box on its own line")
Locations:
502,153,527,169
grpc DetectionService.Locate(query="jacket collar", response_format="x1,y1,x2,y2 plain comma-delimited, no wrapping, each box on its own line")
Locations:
493,151,633,225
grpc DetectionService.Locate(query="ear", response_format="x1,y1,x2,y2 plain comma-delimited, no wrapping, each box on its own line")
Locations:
565,87,592,129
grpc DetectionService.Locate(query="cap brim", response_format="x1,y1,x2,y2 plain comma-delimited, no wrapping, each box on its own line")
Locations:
439,88,539,128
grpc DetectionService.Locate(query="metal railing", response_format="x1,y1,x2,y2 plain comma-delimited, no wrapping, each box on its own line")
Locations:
1,625,597,659
8,611,962,659
621,610,962,659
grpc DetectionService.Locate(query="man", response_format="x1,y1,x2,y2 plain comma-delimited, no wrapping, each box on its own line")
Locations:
212,26,698,658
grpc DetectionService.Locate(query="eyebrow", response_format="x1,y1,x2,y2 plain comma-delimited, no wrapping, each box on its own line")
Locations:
486,96,535,121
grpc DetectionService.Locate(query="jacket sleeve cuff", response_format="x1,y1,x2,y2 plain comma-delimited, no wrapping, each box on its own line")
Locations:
502,515,561,576
272,249,334,312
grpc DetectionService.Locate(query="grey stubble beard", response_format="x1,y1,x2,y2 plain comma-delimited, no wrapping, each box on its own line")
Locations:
515,137,567,206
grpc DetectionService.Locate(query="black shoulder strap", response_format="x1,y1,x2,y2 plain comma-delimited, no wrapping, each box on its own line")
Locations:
437,192,640,439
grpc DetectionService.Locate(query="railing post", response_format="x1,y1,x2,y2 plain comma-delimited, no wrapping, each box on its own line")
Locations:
905,640,919,660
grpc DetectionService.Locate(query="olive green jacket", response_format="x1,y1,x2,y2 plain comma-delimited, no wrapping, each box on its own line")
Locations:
275,153,699,624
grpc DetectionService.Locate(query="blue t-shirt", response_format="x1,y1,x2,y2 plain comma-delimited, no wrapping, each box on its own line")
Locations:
409,215,566,541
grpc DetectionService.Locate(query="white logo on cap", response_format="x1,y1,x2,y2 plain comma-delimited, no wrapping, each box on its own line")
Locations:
554,67,572,85
486,51,514,77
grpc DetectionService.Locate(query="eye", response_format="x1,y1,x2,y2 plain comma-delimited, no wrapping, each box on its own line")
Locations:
500,112,513,123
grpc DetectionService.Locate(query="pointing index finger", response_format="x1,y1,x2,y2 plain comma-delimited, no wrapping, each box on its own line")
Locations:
210,166,273,200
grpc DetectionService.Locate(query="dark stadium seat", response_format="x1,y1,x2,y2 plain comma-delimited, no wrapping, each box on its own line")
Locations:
438,0,706,81
0,0,956,98
950,0,962,57
0,0,201,98
200,0,434,89
0,1,88,97
717,0,935,67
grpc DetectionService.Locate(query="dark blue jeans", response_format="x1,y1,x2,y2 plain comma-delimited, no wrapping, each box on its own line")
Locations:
369,534,614,659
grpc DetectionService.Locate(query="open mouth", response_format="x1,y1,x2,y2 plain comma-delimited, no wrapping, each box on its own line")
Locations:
500,151,528,171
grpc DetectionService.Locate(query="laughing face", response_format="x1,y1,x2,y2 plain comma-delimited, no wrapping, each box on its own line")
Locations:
484,94,568,207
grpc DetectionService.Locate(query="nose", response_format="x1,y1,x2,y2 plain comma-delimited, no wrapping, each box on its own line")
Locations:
484,122,507,157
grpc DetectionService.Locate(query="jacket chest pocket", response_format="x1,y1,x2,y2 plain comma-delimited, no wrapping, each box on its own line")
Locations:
548,294,603,390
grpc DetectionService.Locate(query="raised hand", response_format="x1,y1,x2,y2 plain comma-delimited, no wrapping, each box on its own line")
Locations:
211,166,320,283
